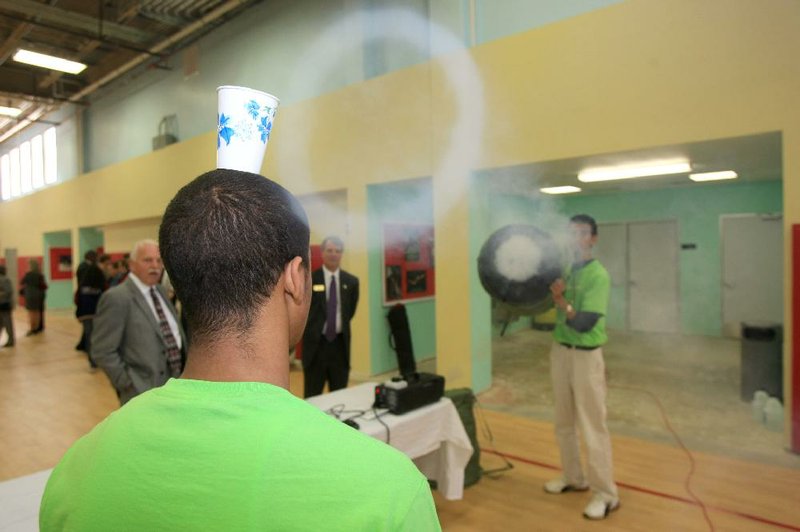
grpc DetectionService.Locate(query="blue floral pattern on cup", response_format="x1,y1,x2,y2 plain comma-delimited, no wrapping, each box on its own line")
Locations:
217,113,234,148
218,99,277,148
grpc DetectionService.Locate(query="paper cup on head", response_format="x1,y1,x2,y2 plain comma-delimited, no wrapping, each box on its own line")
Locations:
216,86,280,173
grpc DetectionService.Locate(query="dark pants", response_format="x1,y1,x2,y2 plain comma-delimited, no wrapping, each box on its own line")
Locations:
35,300,45,332
303,334,348,398
0,310,14,346
81,319,97,368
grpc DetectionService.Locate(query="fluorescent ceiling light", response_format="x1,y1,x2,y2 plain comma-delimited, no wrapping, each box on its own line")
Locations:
13,49,86,75
540,185,581,195
689,170,738,182
0,106,22,118
578,160,691,182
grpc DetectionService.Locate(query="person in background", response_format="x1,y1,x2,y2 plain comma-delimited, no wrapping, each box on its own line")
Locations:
76,251,96,286
75,254,107,371
91,239,186,404
20,259,47,336
97,254,113,282
108,259,127,287
301,235,360,398
40,168,440,531
75,250,98,351
0,265,15,348
543,214,619,520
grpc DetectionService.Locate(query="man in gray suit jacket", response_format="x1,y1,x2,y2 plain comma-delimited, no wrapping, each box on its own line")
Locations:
92,239,186,404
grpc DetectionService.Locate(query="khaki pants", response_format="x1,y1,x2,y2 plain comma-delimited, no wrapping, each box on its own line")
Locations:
549,343,618,502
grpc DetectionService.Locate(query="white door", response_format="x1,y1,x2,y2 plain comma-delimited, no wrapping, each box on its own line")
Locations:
721,214,783,336
594,223,627,331
628,221,680,333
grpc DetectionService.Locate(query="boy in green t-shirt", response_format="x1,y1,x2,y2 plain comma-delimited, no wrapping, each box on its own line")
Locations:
40,169,440,531
544,214,620,520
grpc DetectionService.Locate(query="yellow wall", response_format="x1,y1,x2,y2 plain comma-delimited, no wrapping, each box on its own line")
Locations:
1,0,798,435
102,218,161,255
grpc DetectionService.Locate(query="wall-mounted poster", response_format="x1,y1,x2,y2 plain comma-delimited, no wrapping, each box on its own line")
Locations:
49,247,73,280
383,223,434,305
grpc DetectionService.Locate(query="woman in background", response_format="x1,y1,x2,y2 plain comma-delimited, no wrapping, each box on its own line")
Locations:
21,259,47,335
0,265,14,347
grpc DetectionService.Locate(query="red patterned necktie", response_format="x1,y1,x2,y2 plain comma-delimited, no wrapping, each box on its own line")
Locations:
149,287,182,377
325,275,337,342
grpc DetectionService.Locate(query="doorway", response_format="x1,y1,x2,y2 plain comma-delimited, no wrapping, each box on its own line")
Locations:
721,214,783,337
594,220,680,333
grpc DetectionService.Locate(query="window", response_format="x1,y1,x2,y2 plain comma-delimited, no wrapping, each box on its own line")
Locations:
0,126,58,200
31,135,44,189
9,148,20,197
44,127,57,185
20,141,32,193
0,154,9,200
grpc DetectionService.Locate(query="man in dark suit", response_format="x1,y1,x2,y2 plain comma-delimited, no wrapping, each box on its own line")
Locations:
302,236,359,397
92,239,187,404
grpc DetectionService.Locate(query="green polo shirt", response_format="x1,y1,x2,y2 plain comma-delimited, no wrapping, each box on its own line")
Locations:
553,259,610,347
40,379,440,532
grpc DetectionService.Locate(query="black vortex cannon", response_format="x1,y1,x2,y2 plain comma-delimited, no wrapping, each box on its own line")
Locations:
477,224,563,312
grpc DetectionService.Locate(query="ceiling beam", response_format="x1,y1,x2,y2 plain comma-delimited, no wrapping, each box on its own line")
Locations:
0,23,33,66
36,2,144,91
0,0,155,44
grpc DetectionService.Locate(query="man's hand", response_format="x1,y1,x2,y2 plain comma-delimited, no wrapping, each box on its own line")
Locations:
550,279,568,311
550,278,565,298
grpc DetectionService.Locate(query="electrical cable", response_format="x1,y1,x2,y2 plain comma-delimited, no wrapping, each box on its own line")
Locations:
610,384,715,532
372,407,391,444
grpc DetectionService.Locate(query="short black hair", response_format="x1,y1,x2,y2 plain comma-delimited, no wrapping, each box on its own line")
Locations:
570,214,598,235
0,265,5,275
321,235,344,251
159,169,310,346
85,250,97,262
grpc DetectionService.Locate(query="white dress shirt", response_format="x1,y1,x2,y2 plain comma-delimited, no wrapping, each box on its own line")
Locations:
130,272,182,349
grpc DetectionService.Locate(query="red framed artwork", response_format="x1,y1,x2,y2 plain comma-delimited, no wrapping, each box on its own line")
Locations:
382,223,435,305
49,247,73,280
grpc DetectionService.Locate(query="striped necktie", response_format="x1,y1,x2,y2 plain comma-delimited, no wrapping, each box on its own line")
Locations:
149,287,182,377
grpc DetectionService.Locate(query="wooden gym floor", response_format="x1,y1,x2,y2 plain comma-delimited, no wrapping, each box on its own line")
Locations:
1,309,799,531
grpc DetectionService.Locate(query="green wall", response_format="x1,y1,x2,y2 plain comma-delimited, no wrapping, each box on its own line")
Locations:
367,179,436,375
560,180,782,336
42,231,72,310
79,227,103,260
477,179,782,337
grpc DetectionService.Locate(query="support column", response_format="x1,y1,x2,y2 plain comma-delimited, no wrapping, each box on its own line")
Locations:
433,174,492,392
347,184,371,380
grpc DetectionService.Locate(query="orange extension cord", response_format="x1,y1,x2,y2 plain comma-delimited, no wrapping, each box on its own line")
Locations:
609,384,715,532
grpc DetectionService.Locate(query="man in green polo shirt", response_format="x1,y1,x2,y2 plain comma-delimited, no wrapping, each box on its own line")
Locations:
543,214,620,520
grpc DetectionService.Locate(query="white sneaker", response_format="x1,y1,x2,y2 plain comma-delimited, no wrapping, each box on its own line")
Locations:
583,495,620,520
543,478,589,494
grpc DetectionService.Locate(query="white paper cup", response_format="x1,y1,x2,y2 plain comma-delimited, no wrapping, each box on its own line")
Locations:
216,86,280,173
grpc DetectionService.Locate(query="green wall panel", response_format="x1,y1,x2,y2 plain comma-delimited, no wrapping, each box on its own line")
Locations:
561,180,782,335
43,231,73,310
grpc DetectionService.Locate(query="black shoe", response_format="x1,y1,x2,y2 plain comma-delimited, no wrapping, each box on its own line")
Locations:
2,343,13,348
25,331,35,337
